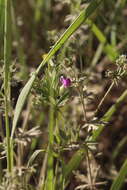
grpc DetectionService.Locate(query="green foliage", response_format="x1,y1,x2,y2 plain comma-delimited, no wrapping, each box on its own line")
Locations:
0,0,127,189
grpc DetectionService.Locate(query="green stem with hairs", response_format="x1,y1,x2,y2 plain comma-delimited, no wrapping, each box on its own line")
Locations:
4,0,13,172
45,106,55,190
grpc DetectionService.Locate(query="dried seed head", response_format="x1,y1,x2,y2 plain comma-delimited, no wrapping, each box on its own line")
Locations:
116,54,127,68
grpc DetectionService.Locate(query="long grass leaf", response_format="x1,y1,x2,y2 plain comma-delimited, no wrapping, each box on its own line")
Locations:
110,159,127,190
11,74,36,138
12,0,103,138
63,149,86,179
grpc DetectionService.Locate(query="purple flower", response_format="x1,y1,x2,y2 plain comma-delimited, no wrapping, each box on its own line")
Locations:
60,76,71,88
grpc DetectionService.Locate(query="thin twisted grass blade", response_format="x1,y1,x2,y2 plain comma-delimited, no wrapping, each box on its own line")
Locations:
11,0,103,138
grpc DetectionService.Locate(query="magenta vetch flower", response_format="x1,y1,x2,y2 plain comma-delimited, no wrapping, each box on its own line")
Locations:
60,76,71,88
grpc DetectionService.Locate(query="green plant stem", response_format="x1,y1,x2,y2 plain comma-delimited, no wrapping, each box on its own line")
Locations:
11,3,27,79
34,0,44,24
38,149,48,190
71,66,87,122
78,86,88,122
4,0,13,173
91,43,104,68
86,149,93,190
45,105,55,190
95,82,114,115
